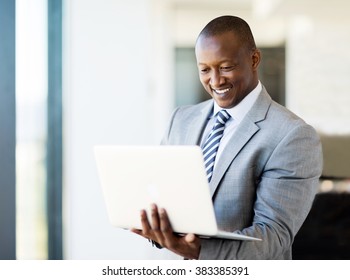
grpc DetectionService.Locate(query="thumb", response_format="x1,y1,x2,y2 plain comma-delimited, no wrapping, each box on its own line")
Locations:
185,233,196,243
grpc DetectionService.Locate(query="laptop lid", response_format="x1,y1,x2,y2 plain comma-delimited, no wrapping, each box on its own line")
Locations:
94,145,219,236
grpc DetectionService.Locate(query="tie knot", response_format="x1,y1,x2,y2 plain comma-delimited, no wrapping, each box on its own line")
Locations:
216,110,231,125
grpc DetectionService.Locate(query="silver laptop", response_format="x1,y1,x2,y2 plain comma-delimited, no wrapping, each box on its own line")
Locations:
94,145,261,241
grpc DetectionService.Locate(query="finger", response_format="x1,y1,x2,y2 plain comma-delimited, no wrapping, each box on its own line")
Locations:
130,228,142,235
159,208,173,235
151,204,165,244
159,208,179,248
140,209,152,236
150,204,161,231
185,233,196,243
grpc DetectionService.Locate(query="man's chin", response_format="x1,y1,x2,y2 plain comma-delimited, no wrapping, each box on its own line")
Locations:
214,98,236,109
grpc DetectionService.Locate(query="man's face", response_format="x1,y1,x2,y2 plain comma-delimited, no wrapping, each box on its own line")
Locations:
195,32,260,108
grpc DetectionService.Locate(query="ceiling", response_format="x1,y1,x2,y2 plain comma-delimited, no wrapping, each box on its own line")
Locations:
170,0,350,19
169,0,350,47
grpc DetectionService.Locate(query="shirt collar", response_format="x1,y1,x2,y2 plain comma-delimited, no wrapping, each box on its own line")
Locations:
212,81,262,123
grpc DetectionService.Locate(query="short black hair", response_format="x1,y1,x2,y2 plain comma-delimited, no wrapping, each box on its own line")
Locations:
197,15,256,51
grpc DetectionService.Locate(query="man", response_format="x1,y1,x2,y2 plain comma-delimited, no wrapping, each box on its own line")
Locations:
132,15,323,259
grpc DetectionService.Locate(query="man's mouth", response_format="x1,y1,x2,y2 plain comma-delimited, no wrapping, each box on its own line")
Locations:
212,87,232,95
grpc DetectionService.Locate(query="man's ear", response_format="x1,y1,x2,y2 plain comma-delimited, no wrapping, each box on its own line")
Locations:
252,49,261,70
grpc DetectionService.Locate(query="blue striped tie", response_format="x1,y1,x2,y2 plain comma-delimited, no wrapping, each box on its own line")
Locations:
202,110,231,182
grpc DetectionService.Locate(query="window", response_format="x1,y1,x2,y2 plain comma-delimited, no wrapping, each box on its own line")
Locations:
16,0,62,259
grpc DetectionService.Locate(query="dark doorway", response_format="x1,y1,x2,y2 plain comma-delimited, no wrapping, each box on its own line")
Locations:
258,47,286,106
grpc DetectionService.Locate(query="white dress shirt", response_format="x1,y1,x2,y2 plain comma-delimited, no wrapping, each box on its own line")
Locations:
200,81,262,169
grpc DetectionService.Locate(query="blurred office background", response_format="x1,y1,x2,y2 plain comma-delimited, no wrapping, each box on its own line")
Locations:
1,0,350,260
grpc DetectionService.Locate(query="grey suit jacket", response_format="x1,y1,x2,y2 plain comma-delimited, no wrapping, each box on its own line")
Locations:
161,87,323,259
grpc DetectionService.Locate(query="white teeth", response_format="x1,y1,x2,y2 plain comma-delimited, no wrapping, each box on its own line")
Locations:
214,88,231,94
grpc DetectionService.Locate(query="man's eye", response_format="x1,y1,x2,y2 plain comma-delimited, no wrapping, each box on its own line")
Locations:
221,66,234,71
200,68,209,74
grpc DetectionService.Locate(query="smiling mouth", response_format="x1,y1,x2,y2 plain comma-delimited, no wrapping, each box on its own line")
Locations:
212,87,232,95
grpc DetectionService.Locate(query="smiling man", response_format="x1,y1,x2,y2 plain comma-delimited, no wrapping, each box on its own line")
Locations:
132,15,323,260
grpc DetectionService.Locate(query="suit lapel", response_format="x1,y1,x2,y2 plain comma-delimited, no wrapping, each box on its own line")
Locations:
209,88,272,196
184,100,213,145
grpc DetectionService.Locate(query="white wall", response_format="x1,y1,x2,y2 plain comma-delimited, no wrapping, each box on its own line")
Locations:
63,0,179,259
286,15,350,134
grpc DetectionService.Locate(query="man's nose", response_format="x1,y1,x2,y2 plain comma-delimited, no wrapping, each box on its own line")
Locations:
209,70,224,88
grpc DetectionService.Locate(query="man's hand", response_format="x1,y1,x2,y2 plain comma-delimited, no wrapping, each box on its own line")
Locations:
131,204,201,259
